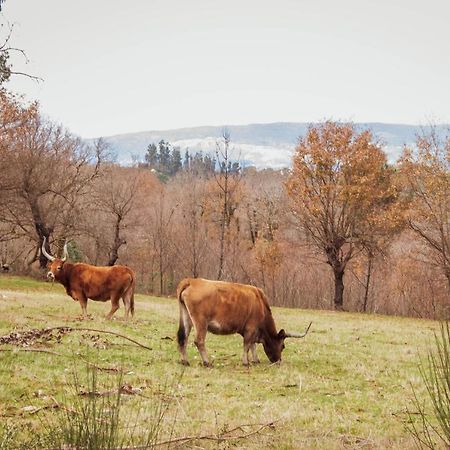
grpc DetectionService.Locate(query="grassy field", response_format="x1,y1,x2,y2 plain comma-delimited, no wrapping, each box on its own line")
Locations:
0,275,440,449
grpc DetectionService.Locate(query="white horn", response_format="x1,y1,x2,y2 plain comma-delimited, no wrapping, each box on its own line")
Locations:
61,240,69,262
41,236,55,262
284,322,312,339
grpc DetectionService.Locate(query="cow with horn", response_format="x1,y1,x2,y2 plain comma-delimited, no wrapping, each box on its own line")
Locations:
41,237,136,320
176,278,311,366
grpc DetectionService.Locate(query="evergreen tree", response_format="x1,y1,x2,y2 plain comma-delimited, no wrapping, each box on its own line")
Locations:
204,154,216,174
145,143,158,169
158,140,171,173
183,149,191,171
170,147,182,175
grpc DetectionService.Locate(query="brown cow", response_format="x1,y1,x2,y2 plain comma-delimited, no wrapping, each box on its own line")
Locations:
176,278,311,366
41,238,135,320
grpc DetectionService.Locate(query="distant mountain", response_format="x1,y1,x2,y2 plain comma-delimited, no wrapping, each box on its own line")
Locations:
98,122,448,169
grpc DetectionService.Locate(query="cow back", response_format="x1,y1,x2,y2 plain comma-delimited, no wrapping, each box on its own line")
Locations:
179,278,272,336
65,263,135,300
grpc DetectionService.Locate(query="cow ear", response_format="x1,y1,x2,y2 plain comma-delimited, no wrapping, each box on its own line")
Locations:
278,329,286,340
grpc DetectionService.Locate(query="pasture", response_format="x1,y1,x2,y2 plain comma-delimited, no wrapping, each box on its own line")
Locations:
0,275,439,449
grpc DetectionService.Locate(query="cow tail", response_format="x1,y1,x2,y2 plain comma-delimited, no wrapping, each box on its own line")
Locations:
177,279,191,349
129,272,135,317
177,278,191,304
124,270,136,317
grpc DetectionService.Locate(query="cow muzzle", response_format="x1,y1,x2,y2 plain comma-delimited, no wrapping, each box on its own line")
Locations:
47,271,55,281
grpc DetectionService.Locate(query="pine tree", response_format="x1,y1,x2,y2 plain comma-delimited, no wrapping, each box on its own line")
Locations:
170,147,182,175
145,143,158,169
183,149,191,171
158,140,171,173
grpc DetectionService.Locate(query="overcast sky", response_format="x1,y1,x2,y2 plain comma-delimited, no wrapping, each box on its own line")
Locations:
3,0,450,138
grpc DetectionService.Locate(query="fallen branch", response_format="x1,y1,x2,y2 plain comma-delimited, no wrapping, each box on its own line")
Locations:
116,420,278,449
0,326,152,351
45,326,153,351
1,396,74,418
79,383,143,397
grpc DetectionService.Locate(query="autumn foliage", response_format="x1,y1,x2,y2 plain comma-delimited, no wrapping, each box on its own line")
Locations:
286,122,403,309
0,92,448,319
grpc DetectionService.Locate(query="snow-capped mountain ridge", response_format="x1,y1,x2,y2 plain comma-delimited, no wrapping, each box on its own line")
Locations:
99,122,448,168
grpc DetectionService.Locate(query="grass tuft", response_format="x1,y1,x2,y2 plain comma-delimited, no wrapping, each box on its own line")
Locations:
408,321,450,449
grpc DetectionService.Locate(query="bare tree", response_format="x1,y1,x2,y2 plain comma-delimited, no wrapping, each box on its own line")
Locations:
0,17,41,84
400,128,450,290
212,131,242,280
146,185,177,295
0,99,104,267
174,172,209,278
89,165,151,266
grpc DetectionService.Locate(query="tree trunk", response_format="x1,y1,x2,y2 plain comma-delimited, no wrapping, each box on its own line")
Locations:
333,268,345,311
362,253,373,312
217,218,225,280
159,251,164,295
29,198,52,269
107,216,124,266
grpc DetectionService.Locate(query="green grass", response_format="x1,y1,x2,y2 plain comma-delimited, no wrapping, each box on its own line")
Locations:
0,274,439,449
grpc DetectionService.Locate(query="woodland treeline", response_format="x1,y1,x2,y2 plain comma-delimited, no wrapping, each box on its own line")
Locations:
0,90,449,318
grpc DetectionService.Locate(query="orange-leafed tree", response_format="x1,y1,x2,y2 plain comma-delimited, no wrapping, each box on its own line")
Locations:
399,128,450,290
286,121,400,310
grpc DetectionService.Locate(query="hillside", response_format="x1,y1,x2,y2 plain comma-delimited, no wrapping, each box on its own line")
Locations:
99,122,448,168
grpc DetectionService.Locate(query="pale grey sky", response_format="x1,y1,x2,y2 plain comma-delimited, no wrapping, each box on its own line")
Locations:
3,0,450,138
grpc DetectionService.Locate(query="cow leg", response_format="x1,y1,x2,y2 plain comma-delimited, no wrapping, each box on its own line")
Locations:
242,337,254,366
242,342,250,366
177,303,193,366
250,343,260,364
122,290,134,321
106,295,120,320
193,323,210,367
76,293,88,319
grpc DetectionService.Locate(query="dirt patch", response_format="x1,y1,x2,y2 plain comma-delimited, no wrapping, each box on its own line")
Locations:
0,327,71,347
0,326,152,351
79,333,112,349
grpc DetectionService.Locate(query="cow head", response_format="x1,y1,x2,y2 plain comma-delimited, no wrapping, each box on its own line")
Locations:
41,237,68,281
262,329,287,363
262,323,312,363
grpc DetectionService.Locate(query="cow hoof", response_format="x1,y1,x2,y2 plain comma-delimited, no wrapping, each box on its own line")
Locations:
180,360,190,367
202,361,212,368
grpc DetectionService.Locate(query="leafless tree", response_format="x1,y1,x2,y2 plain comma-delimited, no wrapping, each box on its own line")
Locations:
146,185,177,295
400,128,450,290
0,101,104,267
173,172,210,278
212,131,242,280
88,165,152,266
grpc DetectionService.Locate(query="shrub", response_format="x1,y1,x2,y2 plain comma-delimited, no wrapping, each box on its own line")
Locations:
408,322,450,448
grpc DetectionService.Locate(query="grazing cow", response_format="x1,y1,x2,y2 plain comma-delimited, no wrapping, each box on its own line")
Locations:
176,278,311,366
41,238,135,320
